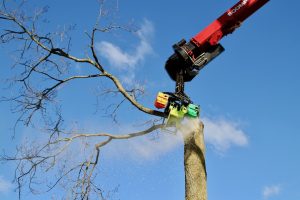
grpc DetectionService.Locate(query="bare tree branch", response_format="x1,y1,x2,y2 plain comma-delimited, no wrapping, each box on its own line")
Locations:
0,1,167,199
1,122,166,199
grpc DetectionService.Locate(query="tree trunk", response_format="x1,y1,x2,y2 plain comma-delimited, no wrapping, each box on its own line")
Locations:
184,121,207,200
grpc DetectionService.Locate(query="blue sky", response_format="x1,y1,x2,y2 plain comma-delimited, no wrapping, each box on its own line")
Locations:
1,0,300,199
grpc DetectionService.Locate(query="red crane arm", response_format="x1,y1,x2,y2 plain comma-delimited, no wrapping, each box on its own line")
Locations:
192,0,270,47
165,0,270,82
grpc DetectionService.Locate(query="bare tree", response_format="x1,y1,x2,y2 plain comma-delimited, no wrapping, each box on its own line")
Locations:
0,1,206,200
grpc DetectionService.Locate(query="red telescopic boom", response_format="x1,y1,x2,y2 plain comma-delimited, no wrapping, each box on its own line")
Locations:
192,0,270,47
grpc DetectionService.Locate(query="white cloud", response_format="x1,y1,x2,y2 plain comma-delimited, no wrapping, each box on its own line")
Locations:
202,117,248,153
0,176,13,194
103,127,183,161
102,117,248,161
128,131,182,160
97,41,136,69
103,118,204,161
96,19,154,85
263,185,281,199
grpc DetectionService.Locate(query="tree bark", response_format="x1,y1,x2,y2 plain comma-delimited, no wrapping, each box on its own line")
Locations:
184,121,207,200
